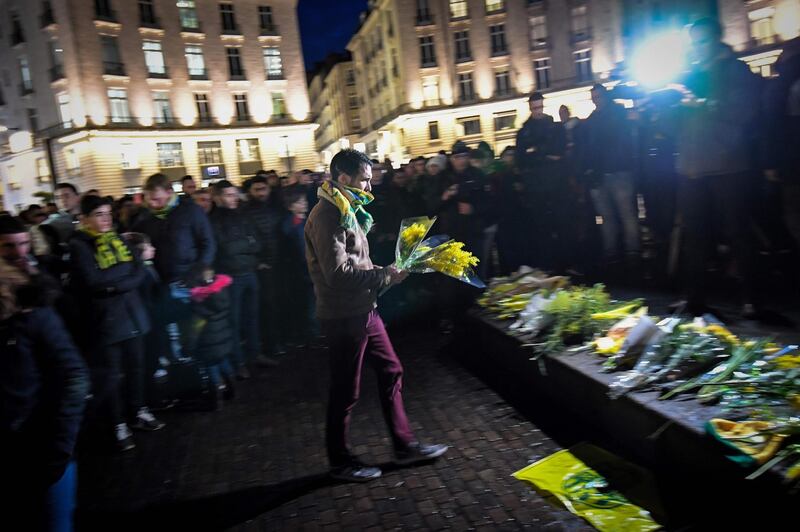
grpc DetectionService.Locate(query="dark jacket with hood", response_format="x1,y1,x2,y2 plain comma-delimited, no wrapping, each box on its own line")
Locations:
209,206,261,276
581,101,635,177
131,196,216,282
69,229,150,348
242,199,283,269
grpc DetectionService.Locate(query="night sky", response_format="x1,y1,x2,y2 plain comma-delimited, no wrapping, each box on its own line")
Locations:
298,0,368,72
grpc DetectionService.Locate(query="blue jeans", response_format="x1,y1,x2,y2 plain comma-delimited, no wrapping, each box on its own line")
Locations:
229,272,261,367
589,171,641,259
207,358,234,387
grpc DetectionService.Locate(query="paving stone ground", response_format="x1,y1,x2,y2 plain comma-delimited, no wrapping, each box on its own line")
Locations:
76,327,592,531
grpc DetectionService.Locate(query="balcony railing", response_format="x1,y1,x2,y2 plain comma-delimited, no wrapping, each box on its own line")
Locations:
229,72,247,81
147,69,170,79
189,69,209,80
103,62,126,76
181,22,203,33
49,65,64,81
139,18,161,29
260,24,279,36
530,37,549,50
95,9,118,23
221,25,242,35
266,71,285,80
570,29,592,44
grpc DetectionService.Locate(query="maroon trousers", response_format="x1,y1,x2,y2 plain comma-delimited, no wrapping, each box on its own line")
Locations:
322,310,415,467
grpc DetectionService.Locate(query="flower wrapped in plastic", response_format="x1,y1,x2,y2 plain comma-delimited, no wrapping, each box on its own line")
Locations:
387,216,485,290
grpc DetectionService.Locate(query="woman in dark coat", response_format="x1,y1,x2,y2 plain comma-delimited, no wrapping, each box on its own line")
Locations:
69,195,163,452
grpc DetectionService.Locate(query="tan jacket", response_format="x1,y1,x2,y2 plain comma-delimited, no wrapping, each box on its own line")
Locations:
304,198,391,320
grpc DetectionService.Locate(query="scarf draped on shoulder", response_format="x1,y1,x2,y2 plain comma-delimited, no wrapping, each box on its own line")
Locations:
317,180,374,234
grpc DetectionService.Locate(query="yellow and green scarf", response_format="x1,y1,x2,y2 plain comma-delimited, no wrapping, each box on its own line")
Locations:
149,192,180,219
79,227,133,270
318,180,374,234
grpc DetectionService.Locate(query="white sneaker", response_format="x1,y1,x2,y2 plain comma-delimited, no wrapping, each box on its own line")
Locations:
131,407,165,431
115,423,135,452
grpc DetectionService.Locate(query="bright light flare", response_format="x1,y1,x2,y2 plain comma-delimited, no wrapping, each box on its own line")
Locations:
630,30,689,89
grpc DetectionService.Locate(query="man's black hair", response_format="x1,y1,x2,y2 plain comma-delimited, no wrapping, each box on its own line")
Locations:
181,175,195,183
330,149,372,181
212,179,236,194
282,185,306,209
80,194,112,216
528,91,544,102
250,174,268,185
591,83,606,93
0,215,26,235
55,182,79,195
255,169,269,177
691,17,722,39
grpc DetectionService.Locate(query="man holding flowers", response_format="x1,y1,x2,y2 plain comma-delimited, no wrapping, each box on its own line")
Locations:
304,149,447,482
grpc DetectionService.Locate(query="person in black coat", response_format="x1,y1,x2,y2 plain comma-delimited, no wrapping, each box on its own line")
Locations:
69,195,164,452
242,175,285,359
210,180,269,378
132,173,216,362
1,258,89,532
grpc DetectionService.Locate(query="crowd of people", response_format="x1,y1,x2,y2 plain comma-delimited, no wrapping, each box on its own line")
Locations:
1,17,798,529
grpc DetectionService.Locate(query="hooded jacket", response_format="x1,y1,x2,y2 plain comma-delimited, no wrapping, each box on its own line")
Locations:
209,206,261,276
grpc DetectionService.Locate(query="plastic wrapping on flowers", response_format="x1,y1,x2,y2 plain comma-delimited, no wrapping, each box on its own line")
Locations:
392,216,485,288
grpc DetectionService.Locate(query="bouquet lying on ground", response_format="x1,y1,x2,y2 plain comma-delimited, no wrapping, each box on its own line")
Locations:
388,217,485,290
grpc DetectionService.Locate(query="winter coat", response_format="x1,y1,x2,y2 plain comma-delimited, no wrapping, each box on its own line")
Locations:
242,199,283,268
69,230,150,348
0,307,89,488
514,115,567,174
131,196,216,282
209,207,261,276
762,50,800,178
676,45,761,178
431,166,491,249
581,102,636,177
183,275,233,365
305,198,392,320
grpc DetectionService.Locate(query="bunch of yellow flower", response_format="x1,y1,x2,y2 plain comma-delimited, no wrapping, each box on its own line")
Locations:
400,223,428,249
420,241,479,280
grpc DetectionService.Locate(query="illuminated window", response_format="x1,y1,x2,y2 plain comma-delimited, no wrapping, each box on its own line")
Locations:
494,111,517,131
185,46,206,77
271,91,286,117
153,92,173,123
263,47,283,79
422,76,440,106
57,93,72,127
457,116,481,136
449,0,468,19
485,0,504,13
143,41,166,76
198,141,222,165
19,56,32,92
490,25,508,56
574,49,592,82
495,69,512,96
177,0,199,30
534,58,551,89
458,72,475,102
419,36,436,67
157,142,184,168
530,15,548,48
749,7,776,46
237,138,260,162
107,88,130,123
455,30,471,62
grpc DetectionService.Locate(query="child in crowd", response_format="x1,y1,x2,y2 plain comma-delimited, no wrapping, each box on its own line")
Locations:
182,264,236,406
280,186,316,347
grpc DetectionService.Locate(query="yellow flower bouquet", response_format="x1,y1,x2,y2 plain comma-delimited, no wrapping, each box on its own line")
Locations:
390,216,485,290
